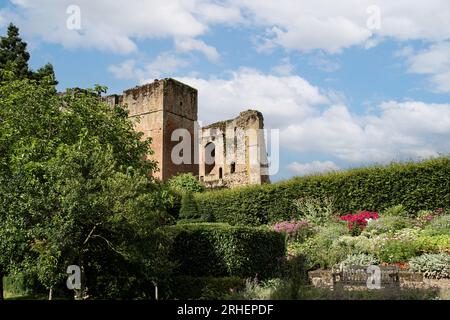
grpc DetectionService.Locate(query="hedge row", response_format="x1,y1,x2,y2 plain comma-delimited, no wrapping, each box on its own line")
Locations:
195,157,450,226
166,223,286,279
164,276,245,300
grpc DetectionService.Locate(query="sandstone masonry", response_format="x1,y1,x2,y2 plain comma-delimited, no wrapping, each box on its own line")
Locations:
105,78,269,188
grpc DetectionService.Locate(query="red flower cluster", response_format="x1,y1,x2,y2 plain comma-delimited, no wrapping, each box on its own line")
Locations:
340,210,379,231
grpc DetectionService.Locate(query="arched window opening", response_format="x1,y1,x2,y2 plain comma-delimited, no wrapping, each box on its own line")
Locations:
205,142,216,175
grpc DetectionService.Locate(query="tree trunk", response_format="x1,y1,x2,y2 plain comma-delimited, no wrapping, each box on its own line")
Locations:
48,287,53,300
0,272,4,300
74,253,87,300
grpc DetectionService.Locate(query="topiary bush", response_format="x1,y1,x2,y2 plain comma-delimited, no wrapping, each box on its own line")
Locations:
409,253,450,279
179,191,200,220
195,157,450,226
166,223,286,279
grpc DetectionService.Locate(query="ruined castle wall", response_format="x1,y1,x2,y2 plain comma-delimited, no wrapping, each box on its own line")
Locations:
121,81,165,179
200,110,270,188
104,78,268,187
106,79,198,181
162,79,198,180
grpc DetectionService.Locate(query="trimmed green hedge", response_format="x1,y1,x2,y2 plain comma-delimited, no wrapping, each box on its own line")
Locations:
166,223,286,279
165,276,245,299
195,157,450,226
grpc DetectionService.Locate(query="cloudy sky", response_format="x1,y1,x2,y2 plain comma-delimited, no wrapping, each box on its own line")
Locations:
1,0,450,181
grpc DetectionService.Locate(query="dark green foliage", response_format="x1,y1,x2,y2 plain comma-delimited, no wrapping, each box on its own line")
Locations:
196,157,450,226
0,23,30,80
166,223,286,279
0,24,57,88
179,192,200,220
164,276,245,300
0,78,173,299
167,172,205,193
31,63,58,89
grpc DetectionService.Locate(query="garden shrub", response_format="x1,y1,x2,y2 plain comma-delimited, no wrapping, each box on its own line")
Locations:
165,276,245,299
167,172,205,193
409,253,450,279
363,216,412,235
179,191,200,220
334,235,374,255
382,205,409,217
195,157,450,226
271,220,316,243
414,235,450,254
337,253,379,269
415,210,435,227
228,277,442,300
377,240,418,263
292,196,336,226
166,223,286,279
422,215,450,236
296,222,351,269
340,211,379,235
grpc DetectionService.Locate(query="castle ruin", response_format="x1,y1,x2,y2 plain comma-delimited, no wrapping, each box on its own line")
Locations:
105,78,270,188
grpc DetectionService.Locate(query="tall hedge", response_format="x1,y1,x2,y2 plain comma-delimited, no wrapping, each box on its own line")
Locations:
195,157,450,225
166,223,286,279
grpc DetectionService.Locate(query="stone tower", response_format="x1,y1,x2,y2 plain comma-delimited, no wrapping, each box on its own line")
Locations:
199,110,270,188
105,78,270,187
106,78,198,181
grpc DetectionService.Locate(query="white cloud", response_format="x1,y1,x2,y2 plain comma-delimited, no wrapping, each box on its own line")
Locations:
175,38,219,62
272,57,294,76
108,53,188,83
403,42,450,93
108,60,140,80
0,11,5,26
178,68,329,127
6,0,450,55
5,0,232,54
287,161,340,175
308,53,340,72
240,0,450,53
282,101,450,163
176,68,450,164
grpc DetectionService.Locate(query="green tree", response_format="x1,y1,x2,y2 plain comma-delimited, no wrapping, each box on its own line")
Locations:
0,23,31,80
167,172,205,193
0,79,173,299
32,63,58,90
0,23,57,90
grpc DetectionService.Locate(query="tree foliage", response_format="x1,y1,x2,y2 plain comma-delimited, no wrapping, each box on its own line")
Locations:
0,23,57,88
167,172,205,193
0,78,173,299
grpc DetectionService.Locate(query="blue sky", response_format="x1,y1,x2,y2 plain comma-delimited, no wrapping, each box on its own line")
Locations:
1,0,450,181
